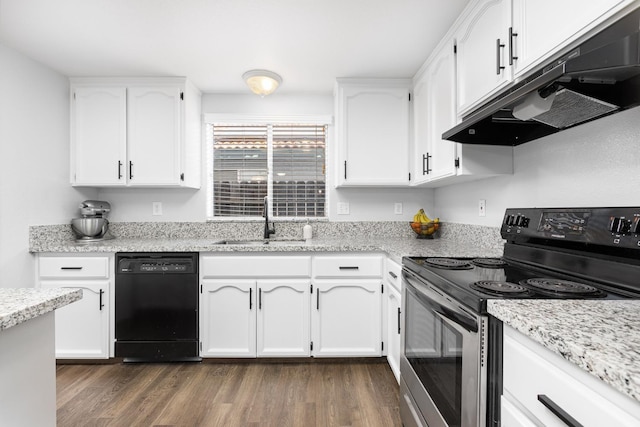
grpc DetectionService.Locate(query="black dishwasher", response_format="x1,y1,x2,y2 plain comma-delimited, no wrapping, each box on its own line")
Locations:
115,253,200,362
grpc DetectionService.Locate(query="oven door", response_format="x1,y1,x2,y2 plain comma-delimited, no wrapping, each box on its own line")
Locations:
400,269,487,427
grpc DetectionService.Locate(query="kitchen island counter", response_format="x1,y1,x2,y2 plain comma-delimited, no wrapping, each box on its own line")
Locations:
488,299,640,405
0,287,82,426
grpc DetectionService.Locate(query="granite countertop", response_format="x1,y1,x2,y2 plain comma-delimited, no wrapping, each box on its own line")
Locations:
28,236,505,262
488,299,640,404
0,288,82,330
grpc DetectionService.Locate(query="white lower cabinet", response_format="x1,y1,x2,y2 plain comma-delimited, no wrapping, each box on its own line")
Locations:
257,280,310,357
36,254,112,359
200,279,256,357
199,254,312,358
311,254,384,357
200,279,312,358
312,279,382,357
502,324,640,426
384,258,402,383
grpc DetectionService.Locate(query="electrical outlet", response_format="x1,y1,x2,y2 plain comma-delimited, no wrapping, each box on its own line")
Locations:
152,202,163,216
394,203,403,215
337,202,350,215
479,199,486,217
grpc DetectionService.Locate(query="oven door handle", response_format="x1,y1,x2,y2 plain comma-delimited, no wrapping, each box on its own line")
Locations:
434,309,477,334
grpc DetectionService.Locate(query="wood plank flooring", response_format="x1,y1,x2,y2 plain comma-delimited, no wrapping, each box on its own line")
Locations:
56,361,401,427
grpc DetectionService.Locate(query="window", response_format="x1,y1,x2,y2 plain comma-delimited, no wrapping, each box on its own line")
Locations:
209,122,327,218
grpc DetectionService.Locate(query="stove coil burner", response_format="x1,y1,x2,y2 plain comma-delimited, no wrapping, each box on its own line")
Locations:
424,258,473,270
472,258,508,268
470,280,531,296
520,278,605,297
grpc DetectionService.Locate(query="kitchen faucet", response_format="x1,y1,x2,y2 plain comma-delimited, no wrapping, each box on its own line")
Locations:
263,196,276,239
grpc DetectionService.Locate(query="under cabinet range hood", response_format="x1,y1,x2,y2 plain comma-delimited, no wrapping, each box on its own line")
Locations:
443,7,640,146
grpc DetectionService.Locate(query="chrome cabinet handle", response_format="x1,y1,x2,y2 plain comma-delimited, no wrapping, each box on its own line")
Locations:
509,27,518,65
537,395,583,427
423,153,432,175
496,39,505,75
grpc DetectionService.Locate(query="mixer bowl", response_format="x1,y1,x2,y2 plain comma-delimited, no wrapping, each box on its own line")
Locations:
71,218,108,238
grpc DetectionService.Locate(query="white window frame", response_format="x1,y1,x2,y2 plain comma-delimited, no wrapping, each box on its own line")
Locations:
204,114,333,221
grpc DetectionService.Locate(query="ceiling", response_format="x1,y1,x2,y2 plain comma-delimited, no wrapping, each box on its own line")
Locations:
0,0,470,94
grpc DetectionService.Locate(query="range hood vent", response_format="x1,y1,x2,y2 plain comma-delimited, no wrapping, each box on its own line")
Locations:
443,7,640,146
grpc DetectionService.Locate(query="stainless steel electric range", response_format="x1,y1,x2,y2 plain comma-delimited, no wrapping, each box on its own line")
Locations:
400,207,640,427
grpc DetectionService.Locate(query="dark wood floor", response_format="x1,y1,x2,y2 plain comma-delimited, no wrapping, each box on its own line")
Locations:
56,360,401,427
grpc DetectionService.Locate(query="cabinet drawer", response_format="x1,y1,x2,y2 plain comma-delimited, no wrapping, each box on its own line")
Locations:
503,325,640,426
385,258,402,292
38,256,110,279
313,255,383,278
200,255,311,278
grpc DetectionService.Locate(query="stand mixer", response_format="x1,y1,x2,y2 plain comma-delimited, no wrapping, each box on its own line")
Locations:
71,200,112,242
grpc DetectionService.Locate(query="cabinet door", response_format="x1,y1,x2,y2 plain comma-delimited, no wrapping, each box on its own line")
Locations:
337,82,410,186
71,87,126,186
200,280,256,357
127,86,182,185
386,284,401,383
312,280,382,357
456,0,512,114
40,281,109,358
425,41,458,182
257,280,310,357
412,72,431,185
512,0,630,77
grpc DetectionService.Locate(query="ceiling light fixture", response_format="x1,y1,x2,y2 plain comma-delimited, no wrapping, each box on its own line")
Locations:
242,69,282,96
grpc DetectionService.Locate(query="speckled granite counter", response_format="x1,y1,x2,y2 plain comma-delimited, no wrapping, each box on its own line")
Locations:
0,288,82,330
28,236,505,262
488,300,640,403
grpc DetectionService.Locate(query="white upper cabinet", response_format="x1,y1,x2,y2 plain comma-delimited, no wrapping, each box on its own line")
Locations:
412,40,459,185
71,87,127,186
455,0,637,116
126,86,182,186
335,78,411,187
412,38,513,187
455,0,512,115
511,0,634,78
70,77,201,188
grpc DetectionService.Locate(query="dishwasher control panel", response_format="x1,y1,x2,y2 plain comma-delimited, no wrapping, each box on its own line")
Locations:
117,254,197,274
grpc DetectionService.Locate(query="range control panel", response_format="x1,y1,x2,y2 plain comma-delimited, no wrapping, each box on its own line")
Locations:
501,207,640,249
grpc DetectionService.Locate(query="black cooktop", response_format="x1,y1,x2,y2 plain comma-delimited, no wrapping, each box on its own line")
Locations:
403,256,632,313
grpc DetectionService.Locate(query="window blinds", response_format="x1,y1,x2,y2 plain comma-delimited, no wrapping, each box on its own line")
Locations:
212,124,326,217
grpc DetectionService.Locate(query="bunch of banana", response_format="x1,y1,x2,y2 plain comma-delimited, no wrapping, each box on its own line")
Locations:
411,209,440,235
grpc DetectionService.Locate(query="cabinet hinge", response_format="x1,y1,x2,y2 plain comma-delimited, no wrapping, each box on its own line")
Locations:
310,341,313,351
180,173,185,181
180,92,184,100
455,157,460,168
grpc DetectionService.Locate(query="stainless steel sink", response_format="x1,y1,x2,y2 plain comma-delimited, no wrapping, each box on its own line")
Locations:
212,239,306,246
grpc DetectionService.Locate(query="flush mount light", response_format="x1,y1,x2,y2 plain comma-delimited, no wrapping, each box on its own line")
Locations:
242,69,282,96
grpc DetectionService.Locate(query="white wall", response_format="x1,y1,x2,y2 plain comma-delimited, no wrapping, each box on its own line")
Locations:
0,43,96,287
435,106,640,227
103,92,435,222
